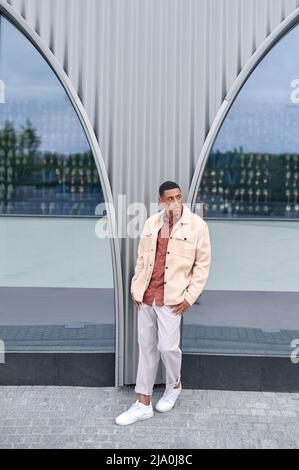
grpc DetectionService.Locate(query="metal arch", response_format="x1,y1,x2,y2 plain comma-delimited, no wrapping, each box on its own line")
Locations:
188,5,299,210
0,0,124,387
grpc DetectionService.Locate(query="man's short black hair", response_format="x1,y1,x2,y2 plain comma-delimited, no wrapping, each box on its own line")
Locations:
159,180,181,197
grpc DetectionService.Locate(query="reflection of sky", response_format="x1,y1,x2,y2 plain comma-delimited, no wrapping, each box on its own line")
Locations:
213,23,299,154
0,16,90,154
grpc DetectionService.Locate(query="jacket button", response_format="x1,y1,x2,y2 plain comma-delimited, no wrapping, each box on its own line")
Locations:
184,237,187,240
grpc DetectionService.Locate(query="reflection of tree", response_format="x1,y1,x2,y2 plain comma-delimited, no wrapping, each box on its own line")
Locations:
0,120,18,207
0,121,17,152
18,119,41,176
0,120,104,215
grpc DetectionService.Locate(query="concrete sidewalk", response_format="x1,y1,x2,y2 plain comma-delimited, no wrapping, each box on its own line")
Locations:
0,385,298,449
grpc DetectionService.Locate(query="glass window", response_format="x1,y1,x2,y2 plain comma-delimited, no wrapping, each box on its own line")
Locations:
0,16,104,217
197,24,299,220
183,22,299,358
0,15,115,356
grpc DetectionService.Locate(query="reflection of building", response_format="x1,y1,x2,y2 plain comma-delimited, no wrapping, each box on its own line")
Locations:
198,151,299,218
1,0,299,392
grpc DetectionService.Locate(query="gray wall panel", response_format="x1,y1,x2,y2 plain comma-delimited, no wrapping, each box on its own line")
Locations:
3,0,299,384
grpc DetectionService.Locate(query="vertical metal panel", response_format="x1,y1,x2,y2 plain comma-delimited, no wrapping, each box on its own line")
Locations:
3,0,299,384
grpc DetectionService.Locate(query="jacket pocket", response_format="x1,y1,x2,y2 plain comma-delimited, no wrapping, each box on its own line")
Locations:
171,233,196,260
143,232,154,252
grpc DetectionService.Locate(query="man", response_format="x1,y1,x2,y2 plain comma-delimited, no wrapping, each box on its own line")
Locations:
115,180,211,426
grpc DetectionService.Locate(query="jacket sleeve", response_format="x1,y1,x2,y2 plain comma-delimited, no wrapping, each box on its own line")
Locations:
184,220,211,306
130,221,148,295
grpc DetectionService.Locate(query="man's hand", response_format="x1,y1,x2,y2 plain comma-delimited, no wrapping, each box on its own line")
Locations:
169,299,191,316
131,292,142,311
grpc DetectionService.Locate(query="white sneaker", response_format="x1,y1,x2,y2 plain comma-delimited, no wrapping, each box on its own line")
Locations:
155,385,182,413
115,399,154,426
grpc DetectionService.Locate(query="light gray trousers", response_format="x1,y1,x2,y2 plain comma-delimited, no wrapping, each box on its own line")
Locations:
134,297,182,396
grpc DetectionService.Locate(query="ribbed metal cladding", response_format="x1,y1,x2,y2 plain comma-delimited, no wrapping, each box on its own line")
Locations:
3,0,299,384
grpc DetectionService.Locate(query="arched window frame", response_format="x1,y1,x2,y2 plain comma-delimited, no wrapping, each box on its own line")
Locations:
188,6,299,219
0,0,125,387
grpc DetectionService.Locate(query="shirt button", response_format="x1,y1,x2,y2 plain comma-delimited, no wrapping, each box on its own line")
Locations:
184,237,187,240
164,281,167,284
166,266,168,269
167,251,170,254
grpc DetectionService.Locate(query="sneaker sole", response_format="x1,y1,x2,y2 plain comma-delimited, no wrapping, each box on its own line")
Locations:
115,412,154,426
155,399,180,413
155,405,174,413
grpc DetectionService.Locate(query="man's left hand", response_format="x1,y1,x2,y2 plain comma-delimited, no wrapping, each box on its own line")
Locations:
169,299,191,316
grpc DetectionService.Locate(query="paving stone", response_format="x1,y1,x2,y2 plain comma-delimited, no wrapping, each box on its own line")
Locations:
0,386,298,448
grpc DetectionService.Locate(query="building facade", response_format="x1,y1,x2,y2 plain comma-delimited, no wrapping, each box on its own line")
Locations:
1,0,299,390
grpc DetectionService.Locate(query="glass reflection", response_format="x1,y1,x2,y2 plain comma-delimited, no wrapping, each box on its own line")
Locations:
0,16,104,216
0,14,115,358
185,22,299,358
198,151,299,218
197,22,299,220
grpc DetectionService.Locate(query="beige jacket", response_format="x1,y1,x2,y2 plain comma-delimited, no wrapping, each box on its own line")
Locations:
130,203,211,306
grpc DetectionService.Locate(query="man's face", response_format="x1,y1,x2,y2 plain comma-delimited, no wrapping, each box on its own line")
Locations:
159,189,183,216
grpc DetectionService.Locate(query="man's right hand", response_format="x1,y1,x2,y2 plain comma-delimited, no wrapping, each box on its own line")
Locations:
131,292,142,311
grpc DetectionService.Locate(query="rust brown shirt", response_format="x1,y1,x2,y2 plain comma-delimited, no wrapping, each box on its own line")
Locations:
142,206,183,306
